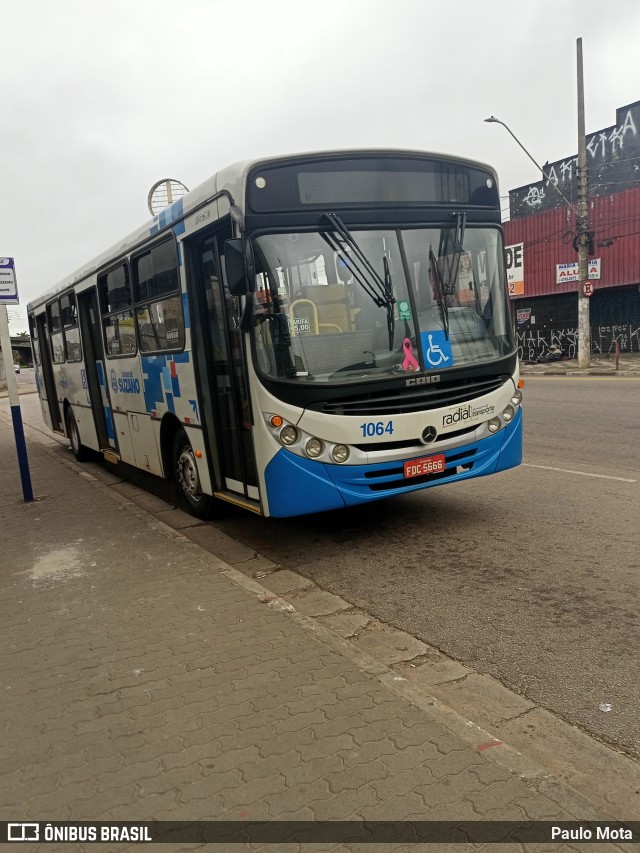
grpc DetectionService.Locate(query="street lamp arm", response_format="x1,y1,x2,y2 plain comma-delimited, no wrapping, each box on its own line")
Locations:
484,116,578,214
484,117,549,177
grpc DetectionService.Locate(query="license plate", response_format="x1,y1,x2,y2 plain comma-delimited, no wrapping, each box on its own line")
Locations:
404,454,446,479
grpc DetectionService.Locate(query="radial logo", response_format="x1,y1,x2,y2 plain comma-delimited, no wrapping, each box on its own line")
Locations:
442,405,472,426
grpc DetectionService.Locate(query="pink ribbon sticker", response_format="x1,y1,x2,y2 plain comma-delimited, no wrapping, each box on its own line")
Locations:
402,338,419,372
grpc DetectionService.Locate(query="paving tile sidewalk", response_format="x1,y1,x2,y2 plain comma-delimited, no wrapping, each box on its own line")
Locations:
0,419,630,851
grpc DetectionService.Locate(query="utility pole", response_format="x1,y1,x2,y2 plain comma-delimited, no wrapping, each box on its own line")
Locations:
576,37,591,368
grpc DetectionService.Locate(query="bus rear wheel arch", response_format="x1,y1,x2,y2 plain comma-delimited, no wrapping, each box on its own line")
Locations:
172,427,213,519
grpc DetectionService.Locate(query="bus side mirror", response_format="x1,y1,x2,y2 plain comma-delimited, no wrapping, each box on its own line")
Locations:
223,239,247,295
223,238,256,296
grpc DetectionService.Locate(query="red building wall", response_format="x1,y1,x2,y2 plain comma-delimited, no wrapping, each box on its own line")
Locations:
503,185,640,298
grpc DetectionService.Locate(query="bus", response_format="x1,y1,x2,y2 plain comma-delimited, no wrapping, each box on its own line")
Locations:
28,149,522,519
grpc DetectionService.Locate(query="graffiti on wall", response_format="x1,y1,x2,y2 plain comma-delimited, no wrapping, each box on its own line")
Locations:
592,325,640,353
517,325,640,361
510,101,640,218
518,329,577,361
586,109,637,159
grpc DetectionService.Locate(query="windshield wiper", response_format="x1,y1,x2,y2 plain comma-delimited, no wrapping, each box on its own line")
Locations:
322,213,395,310
428,213,467,341
429,247,449,340
443,211,466,296
322,212,396,349
383,255,394,350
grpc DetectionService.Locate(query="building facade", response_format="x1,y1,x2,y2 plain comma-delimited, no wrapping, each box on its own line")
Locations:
502,100,640,360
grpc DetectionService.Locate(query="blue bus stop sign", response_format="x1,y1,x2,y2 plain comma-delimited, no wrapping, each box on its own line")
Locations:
0,257,19,304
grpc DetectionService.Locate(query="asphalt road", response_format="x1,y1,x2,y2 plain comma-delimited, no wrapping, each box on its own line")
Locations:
218,377,640,760
4,375,640,760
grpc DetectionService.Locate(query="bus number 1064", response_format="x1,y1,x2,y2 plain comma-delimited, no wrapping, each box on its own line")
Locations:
360,420,394,438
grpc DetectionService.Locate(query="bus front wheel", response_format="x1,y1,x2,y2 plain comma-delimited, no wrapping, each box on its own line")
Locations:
172,428,213,519
66,409,88,462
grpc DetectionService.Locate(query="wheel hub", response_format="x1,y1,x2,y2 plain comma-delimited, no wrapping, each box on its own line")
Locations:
177,448,201,498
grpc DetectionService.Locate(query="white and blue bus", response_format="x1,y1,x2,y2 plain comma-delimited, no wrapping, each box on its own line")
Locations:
28,149,522,518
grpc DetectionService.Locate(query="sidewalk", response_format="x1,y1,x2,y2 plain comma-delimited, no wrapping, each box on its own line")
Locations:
0,418,634,851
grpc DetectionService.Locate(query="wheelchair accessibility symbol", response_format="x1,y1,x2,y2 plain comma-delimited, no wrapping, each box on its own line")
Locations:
421,330,454,370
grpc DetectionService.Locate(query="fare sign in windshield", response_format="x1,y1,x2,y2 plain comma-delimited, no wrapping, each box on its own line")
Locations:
0,258,19,304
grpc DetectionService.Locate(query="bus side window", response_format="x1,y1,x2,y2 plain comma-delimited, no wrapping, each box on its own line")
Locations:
98,263,136,358
47,300,66,364
133,239,185,353
60,292,82,362
29,315,41,366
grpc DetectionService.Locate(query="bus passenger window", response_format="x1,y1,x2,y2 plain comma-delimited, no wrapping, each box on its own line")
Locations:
29,316,41,366
61,292,82,362
132,238,185,353
137,296,185,352
98,263,137,358
47,300,66,364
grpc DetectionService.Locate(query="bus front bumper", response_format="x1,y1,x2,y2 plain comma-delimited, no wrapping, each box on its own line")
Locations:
263,409,522,517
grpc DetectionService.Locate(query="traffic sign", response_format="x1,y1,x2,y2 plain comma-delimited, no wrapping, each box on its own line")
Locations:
583,282,594,297
0,257,19,304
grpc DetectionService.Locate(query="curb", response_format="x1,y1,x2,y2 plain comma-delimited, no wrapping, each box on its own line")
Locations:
0,387,39,398
519,362,640,378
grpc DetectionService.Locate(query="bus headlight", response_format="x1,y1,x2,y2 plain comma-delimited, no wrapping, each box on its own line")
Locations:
488,417,501,433
511,390,523,407
332,444,350,463
280,425,298,446
265,411,357,464
502,404,515,422
305,437,324,458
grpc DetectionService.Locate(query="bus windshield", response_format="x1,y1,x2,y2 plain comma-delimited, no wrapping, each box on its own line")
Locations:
251,226,514,383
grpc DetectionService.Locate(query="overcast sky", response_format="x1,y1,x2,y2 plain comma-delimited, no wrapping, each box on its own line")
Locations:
2,0,639,333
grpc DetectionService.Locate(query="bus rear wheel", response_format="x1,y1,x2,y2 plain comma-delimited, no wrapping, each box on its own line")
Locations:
172,428,213,519
66,409,88,462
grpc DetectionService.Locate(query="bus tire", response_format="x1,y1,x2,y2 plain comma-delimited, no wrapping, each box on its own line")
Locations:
172,428,213,519
66,409,89,462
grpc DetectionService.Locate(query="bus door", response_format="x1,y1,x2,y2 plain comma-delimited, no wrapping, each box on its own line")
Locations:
187,231,260,508
77,289,117,451
35,311,63,432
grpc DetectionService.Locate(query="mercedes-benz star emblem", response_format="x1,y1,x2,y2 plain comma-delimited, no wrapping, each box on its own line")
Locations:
421,426,438,444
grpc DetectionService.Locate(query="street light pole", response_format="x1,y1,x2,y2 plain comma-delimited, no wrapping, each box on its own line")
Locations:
485,41,592,368
576,37,591,368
